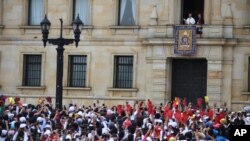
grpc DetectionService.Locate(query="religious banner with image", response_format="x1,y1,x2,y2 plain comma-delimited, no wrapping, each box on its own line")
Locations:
174,25,196,55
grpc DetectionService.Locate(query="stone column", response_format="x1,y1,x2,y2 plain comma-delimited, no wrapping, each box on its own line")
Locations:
204,0,211,24
206,46,223,107
151,58,167,104
207,60,223,107
145,45,167,105
211,0,222,24
222,45,233,110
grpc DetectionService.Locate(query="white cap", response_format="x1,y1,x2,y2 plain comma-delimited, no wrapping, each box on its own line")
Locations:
8,113,14,118
45,124,51,128
44,130,51,136
102,128,109,135
69,113,73,118
146,136,153,141
19,117,26,122
168,121,177,128
199,118,203,122
78,111,83,117
107,109,114,115
69,106,75,112
66,134,72,139
23,103,28,107
20,123,26,128
154,119,163,124
76,118,83,123
1,130,7,135
37,117,43,122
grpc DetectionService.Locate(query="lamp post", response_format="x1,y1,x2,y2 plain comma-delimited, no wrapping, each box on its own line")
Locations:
40,15,83,109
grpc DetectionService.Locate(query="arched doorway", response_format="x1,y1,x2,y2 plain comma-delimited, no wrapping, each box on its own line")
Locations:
181,0,204,24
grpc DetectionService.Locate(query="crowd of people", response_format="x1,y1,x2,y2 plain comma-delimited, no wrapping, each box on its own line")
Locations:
0,95,249,141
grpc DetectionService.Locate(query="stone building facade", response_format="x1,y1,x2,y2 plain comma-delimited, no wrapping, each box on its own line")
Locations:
0,0,250,111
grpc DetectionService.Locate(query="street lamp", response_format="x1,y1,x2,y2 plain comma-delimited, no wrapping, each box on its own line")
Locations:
40,14,83,109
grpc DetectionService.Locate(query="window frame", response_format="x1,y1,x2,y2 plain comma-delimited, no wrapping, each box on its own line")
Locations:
22,54,42,86
113,0,139,26
28,0,46,26
64,52,91,88
72,0,92,26
18,52,46,89
113,55,135,89
68,55,87,87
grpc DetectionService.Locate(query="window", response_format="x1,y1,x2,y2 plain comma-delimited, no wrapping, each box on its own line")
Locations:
68,55,87,87
118,0,136,26
114,56,133,88
28,0,44,25
23,55,42,86
73,0,90,25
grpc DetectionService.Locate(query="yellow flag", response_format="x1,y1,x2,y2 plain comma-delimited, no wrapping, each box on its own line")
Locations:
37,98,43,104
205,96,209,103
8,97,15,105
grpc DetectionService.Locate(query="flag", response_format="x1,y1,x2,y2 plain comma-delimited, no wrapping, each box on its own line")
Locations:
139,101,144,108
174,110,182,122
163,105,170,119
197,98,203,107
173,97,180,108
8,97,15,105
166,109,173,119
207,108,214,119
15,97,20,104
182,112,189,124
126,104,132,114
0,95,7,106
147,99,154,115
182,98,187,107
204,96,209,103
116,105,123,115
187,109,193,116
46,97,52,103
200,109,205,117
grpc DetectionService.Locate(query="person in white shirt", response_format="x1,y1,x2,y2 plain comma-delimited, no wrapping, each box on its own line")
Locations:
184,13,196,25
